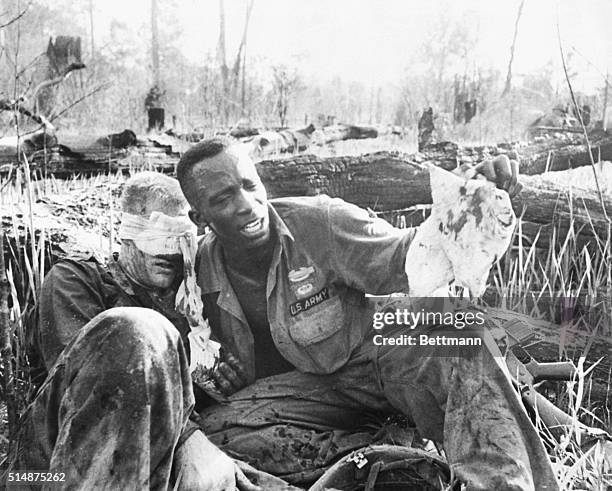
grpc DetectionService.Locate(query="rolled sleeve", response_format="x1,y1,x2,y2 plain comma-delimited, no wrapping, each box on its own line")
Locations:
327,197,415,294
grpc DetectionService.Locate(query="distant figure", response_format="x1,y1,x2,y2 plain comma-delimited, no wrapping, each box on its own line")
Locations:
581,104,591,126
464,99,477,124
417,107,434,151
145,85,165,132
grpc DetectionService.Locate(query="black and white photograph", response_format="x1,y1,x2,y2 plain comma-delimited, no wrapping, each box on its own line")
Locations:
0,0,610,489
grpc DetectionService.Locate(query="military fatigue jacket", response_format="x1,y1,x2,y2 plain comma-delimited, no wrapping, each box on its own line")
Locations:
197,195,416,379
34,257,191,376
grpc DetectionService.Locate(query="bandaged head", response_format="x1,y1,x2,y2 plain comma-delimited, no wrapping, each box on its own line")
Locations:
118,172,220,379
118,211,196,257
118,173,201,324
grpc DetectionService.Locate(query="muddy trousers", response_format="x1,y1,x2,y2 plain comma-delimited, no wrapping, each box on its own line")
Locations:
12,307,295,490
13,307,196,490
199,326,560,491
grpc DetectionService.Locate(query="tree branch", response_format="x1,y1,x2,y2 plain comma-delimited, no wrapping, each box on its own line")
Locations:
0,99,54,130
0,0,33,29
48,82,109,123
231,0,255,85
502,0,526,97
32,62,86,103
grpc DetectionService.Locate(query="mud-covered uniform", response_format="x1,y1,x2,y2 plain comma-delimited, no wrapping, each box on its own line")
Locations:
13,259,198,489
35,258,192,372
196,195,559,490
14,256,293,490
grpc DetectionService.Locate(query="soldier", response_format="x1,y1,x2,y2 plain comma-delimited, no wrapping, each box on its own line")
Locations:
176,138,559,490
12,172,267,490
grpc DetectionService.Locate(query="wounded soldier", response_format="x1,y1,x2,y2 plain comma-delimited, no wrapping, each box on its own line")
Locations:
13,172,274,489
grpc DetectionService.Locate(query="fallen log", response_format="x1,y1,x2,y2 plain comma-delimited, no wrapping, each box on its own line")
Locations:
2,138,610,248
0,131,181,175
1,128,611,178
256,151,612,247
415,133,612,175
244,124,316,158
313,123,378,144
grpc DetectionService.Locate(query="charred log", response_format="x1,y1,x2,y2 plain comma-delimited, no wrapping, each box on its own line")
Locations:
256,151,612,247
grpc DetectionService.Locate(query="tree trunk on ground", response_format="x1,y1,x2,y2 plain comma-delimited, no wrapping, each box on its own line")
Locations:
1,135,610,245
407,136,612,175
2,132,611,248
256,151,612,247
3,130,610,176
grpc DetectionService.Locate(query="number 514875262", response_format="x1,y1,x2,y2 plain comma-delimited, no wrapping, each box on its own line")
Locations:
7,471,66,486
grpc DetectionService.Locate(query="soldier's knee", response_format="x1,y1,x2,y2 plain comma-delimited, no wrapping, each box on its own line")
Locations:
80,307,182,357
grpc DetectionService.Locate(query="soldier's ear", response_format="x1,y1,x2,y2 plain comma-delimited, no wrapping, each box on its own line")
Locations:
428,165,464,205
189,209,208,228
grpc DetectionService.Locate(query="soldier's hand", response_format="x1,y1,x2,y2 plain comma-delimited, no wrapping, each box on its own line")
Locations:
212,351,249,396
174,430,261,491
473,154,522,198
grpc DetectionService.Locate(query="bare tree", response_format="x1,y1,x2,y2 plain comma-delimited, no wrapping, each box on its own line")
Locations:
151,0,160,86
603,72,609,131
272,64,300,127
502,0,526,97
217,0,255,124
88,0,95,60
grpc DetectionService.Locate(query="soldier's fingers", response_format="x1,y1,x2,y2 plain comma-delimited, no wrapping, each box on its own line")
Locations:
509,158,520,189
218,362,244,390
212,369,234,395
454,162,477,179
474,160,497,183
509,180,523,199
235,466,262,491
491,155,513,190
225,352,249,383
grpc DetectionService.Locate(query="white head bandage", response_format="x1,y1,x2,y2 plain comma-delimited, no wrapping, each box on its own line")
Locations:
118,211,197,256
119,211,220,374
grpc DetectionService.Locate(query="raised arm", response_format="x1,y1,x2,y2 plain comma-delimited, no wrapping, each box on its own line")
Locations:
327,197,416,294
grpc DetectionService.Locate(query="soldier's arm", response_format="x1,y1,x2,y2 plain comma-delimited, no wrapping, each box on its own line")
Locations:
37,261,108,370
327,197,416,294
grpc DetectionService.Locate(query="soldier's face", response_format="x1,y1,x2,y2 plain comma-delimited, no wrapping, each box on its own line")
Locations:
188,148,271,252
122,242,183,290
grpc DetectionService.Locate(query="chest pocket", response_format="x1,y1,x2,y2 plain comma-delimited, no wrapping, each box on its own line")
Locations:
285,286,355,373
287,294,345,346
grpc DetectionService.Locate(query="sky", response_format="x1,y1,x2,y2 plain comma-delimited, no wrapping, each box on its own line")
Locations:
90,0,611,93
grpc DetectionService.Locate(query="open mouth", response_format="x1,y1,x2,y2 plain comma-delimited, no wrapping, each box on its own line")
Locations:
240,217,265,237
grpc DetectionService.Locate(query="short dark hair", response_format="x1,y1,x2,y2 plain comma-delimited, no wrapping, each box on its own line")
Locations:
176,138,230,203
